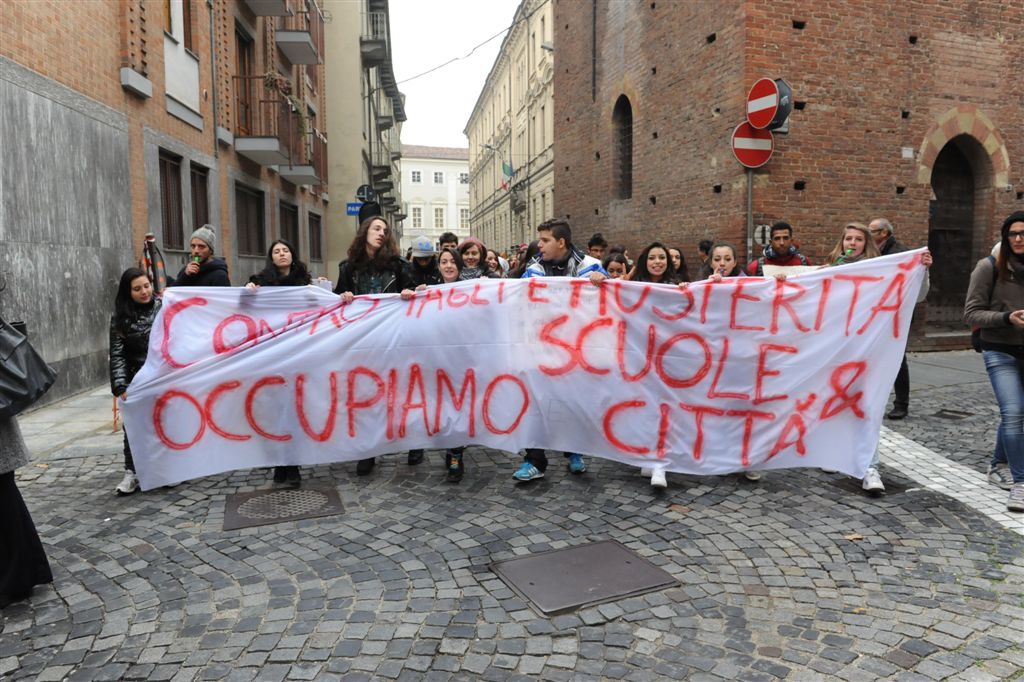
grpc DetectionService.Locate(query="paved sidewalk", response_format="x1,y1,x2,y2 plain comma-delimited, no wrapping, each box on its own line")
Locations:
2,353,1023,681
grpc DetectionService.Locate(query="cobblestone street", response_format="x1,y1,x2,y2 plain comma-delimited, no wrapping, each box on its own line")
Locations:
2,352,1023,681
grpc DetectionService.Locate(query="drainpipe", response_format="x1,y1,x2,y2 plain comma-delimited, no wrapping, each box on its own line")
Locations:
208,0,219,158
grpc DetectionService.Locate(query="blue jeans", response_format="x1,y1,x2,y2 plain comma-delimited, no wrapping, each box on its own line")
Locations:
982,351,1024,483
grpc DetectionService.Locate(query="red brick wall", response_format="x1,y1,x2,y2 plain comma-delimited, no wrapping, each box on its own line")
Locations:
554,0,1024,268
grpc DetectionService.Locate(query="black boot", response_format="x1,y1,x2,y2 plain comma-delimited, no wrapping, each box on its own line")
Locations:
273,466,287,483
446,450,464,482
285,466,301,486
356,457,375,476
407,449,424,465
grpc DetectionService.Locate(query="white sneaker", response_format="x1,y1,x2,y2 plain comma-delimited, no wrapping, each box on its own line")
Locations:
862,466,885,495
744,471,762,481
1008,483,1024,513
650,470,667,489
988,464,1013,491
640,467,653,477
116,470,139,495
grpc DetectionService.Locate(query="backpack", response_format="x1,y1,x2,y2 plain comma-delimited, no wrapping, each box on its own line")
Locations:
971,255,997,352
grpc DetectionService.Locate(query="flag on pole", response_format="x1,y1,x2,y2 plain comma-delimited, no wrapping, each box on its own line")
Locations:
142,233,169,296
501,160,515,191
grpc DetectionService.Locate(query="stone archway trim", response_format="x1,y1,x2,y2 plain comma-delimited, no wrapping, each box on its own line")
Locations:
916,104,1010,187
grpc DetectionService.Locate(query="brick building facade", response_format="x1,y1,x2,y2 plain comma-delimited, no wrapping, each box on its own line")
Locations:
1,0,329,400
553,0,1023,341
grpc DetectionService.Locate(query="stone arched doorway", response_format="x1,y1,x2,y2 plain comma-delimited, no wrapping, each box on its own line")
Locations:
927,134,994,325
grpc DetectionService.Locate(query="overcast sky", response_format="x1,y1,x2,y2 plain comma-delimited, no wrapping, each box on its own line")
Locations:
389,0,522,149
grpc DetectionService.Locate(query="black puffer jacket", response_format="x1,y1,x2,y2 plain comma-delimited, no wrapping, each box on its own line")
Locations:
169,258,231,287
109,299,162,397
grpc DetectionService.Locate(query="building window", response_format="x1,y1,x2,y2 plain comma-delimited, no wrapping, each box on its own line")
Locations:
433,207,445,229
164,0,173,33
182,0,193,50
159,151,184,250
411,170,421,183
235,184,265,256
460,208,469,230
279,202,299,256
612,95,633,200
433,171,444,184
411,206,422,229
308,212,322,262
459,172,469,184
190,163,208,231
235,27,255,134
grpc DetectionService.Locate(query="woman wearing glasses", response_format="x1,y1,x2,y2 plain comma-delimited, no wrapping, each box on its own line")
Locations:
965,211,1024,512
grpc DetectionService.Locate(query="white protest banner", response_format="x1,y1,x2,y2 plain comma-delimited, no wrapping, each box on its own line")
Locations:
121,250,926,490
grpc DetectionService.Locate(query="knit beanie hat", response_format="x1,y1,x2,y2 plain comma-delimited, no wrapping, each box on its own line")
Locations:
190,225,216,253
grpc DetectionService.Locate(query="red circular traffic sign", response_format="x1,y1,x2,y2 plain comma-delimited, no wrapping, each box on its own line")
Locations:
731,122,774,168
746,77,780,129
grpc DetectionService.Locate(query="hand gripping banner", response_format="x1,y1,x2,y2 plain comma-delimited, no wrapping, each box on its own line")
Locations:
122,250,926,490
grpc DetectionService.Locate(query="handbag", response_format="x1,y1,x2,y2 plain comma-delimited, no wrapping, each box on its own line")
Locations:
0,316,58,418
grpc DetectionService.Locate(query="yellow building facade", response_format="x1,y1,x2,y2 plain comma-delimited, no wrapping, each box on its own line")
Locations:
464,0,554,254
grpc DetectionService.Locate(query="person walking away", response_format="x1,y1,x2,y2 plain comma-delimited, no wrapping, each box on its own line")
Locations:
964,211,1024,512
109,268,162,494
168,225,231,287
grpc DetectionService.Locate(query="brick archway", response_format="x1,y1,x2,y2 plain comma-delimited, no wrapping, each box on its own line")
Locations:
916,105,1010,187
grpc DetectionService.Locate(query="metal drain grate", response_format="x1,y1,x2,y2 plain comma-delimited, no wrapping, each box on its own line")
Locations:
223,487,344,531
490,540,678,616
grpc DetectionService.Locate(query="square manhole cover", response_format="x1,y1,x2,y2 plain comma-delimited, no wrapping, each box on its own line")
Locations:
223,487,344,531
489,540,678,616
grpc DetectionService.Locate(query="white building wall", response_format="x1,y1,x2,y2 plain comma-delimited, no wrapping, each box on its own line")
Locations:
400,155,470,251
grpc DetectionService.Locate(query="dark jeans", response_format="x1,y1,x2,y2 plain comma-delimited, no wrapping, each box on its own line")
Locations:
983,350,1024,483
892,354,909,410
524,449,576,473
123,430,135,472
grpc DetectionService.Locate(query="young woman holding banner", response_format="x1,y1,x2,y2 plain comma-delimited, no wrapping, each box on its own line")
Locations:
246,239,312,486
457,237,500,280
632,242,682,287
407,248,472,481
109,268,162,495
336,216,417,476
826,221,931,495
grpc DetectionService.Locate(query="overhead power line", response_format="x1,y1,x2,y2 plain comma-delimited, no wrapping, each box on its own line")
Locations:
395,0,550,86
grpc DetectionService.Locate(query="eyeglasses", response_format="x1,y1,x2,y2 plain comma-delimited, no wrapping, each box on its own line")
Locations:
1008,231,1024,240
868,228,884,235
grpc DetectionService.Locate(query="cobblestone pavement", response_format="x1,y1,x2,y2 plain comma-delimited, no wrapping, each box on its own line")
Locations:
3,354,1024,682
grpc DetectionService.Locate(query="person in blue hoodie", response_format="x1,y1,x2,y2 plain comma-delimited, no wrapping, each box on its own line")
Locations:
515,218,607,482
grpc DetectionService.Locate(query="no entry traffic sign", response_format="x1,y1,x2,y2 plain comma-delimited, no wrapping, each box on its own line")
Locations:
746,78,780,129
731,122,774,168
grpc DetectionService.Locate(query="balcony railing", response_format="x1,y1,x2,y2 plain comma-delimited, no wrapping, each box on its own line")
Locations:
233,75,295,166
276,0,324,65
360,11,388,66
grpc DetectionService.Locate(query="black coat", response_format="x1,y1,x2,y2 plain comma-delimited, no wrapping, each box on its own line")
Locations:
410,259,442,287
879,235,909,256
248,266,312,287
109,299,162,396
169,258,231,287
334,256,415,296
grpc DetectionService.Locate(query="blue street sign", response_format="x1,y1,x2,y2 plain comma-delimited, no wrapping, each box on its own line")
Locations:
346,202,362,216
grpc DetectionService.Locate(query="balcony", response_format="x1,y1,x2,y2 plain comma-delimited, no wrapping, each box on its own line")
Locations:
372,144,391,181
276,0,324,65
232,75,292,166
279,128,326,186
360,11,388,67
244,0,289,15
377,115,394,132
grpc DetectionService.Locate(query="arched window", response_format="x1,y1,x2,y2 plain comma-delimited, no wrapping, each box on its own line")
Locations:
612,95,633,199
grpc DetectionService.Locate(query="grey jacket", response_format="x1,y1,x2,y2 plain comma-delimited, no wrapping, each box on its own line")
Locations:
964,256,1024,348
0,415,30,475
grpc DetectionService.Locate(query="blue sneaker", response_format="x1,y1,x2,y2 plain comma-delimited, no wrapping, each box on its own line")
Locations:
513,462,544,481
567,454,586,474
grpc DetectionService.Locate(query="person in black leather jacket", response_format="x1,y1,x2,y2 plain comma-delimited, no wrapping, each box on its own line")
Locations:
335,215,416,476
109,267,162,495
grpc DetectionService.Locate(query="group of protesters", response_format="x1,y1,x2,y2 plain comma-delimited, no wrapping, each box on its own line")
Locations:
101,203,1024,516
